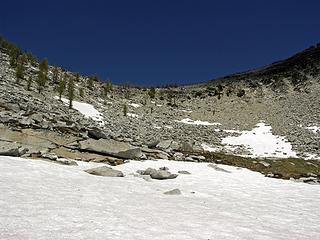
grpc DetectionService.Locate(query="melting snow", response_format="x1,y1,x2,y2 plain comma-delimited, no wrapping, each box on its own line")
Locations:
1,157,320,240
55,96,104,123
128,103,141,108
127,113,139,118
222,122,297,158
176,118,221,126
306,126,320,134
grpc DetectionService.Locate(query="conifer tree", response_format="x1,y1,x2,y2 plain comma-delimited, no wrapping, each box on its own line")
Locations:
52,66,59,83
15,54,26,84
79,88,84,98
36,71,46,93
39,58,48,75
68,76,75,109
57,73,67,100
148,87,156,99
102,80,112,98
26,76,32,91
36,58,49,93
88,76,95,90
123,104,128,116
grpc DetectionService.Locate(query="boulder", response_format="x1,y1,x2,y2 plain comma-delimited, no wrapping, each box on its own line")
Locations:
163,188,181,195
150,170,178,180
88,127,109,139
179,141,193,152
208,164,231,173
79,139,142,159
52,158,78,166
178,170,191,174
137,167,158,175
0,141,28,157
156,140,172,150
84,166,124,177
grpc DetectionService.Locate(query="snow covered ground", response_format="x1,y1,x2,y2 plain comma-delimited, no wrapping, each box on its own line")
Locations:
176,118,221,126
221,122,297,158
55,96,104,123
306,126,320,134
128,103,141,108
1,156,320,240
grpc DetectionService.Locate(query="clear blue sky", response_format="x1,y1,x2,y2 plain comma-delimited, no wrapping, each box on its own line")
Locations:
1,0,319,86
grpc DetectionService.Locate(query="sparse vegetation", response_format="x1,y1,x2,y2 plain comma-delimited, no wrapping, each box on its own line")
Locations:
202,152,320,180
67,76,75,108
123,103,128,116
26,76,32,91
237,89,246,97
57,73,67,100
148,87,156,99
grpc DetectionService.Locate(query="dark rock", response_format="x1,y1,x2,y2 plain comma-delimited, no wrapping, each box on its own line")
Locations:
84,166,124,177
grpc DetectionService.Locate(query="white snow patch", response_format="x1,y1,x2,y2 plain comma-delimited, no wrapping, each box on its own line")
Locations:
222,122,297,158
1,156,320,240
127,113,139,118
201,143,220,152
176,118,221,126
156,104,163,107
55,96,104,123
178,109,193,113
306,126,320,134
128,103,141,108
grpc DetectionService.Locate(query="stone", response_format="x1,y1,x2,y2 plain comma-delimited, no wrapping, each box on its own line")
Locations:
163,189,181,195
173,152,184,160
41,152,58,160
84,166,124,177
79,138,142,159
178,170,191,174
0,141,28,157
137,167,158,175
156,140,172,150
179,141,193,152
54,158,78,166
150,170,178,180
208,163,231,173
185,156,198,162
88,127,109,139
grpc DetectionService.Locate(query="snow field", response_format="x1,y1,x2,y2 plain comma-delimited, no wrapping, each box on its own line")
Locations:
1,157,319,240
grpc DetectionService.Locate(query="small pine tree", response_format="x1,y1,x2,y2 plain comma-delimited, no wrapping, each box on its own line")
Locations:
36,71,46,93
79,88,84,98
68,76,75,109
15,55,27,84
102,80,112,98
148,87,156,99
123,104,128,116
75,72,80,82
39,58,48,75
26,76,32,91
57,74,67,100
88,76,95,90
52,66,59,83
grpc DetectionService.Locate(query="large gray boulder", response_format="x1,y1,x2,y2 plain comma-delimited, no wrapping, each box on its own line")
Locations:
163,188,181,195
150,170,178,180
0,141,28,157
79,139,142,159
84,166,124,177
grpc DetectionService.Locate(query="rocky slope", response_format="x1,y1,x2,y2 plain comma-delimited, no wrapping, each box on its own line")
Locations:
0,40,319,167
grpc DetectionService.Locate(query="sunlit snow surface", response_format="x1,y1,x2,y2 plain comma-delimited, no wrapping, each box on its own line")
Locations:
222,122,297,158
1,157,320,240
128,103,141,108
306,126,320,134
176,118,221,126
55,96,104,123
